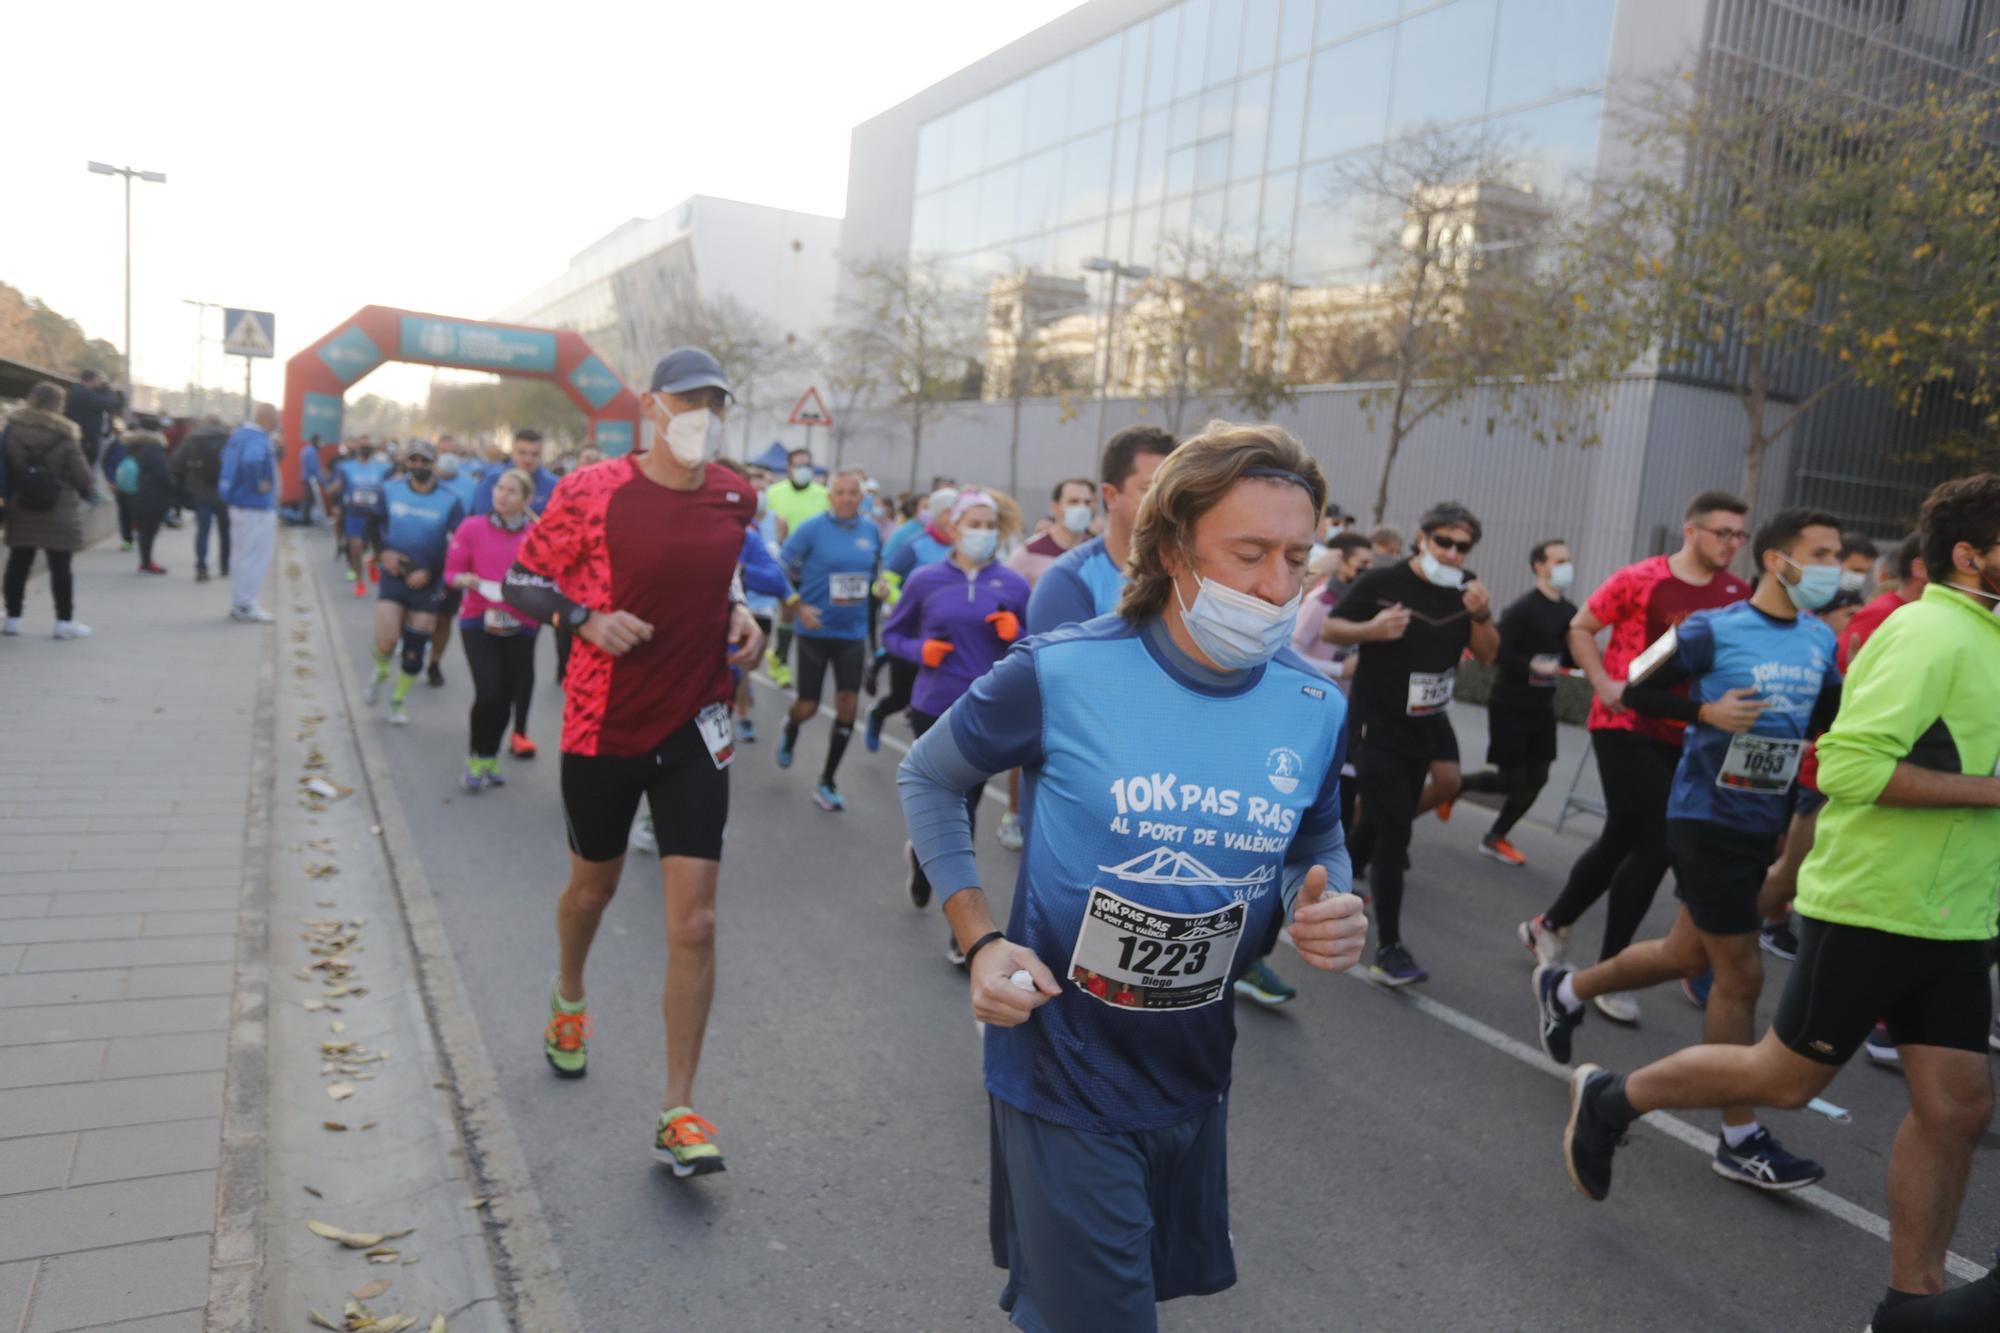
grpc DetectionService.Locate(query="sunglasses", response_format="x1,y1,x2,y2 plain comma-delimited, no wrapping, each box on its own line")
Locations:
1428,534,1475,554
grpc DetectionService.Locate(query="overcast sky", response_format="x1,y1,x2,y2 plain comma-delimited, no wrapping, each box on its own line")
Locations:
3,0,1079,404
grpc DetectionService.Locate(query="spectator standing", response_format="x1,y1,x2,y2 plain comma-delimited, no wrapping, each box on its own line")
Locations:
100,431,136,552
171,416,231,583
218,403,280,623
3,383,95,638
62,369,121,467
120,417,175,574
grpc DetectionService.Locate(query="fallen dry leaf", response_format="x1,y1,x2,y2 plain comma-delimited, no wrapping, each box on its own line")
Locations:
307,1219,388,1248
352,1278,391,1300
366,1251,400,1264
308,1311,340,1330
431,1315,446,1333
323,1121,348,1132
327,1082,355,1101
304,1185,323,1198
464,1197,489,1210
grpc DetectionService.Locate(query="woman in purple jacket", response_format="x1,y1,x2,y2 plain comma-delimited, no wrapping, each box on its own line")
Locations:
883,489,1029,959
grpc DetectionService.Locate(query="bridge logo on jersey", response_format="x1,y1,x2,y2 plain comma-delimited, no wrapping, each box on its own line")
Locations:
1099,847,1275,892
1266,746,1304,794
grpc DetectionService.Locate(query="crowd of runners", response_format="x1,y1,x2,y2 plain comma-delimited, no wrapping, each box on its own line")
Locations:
292,341,1999,1333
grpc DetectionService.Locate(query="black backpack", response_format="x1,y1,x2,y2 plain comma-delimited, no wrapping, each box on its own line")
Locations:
11,443,66,512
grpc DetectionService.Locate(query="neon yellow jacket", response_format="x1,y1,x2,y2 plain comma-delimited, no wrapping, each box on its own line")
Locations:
1797,583,2000,940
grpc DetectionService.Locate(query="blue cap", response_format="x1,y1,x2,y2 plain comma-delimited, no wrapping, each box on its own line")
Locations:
649,346,733,397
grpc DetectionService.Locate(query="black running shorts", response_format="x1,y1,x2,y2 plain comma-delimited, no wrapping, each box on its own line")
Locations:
1774,915,1995,1065
560,720,729,863
795,635,865,705
1666,818,1774,936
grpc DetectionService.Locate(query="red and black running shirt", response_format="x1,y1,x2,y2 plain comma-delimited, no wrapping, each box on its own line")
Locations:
517,457,755,757
1584,555,1751,746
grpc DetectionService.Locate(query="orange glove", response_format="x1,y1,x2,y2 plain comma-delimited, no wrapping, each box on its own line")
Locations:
986,610,1021,642
921,638,956,669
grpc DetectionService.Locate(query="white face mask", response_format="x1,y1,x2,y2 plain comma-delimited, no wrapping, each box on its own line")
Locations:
1061,503,1093,535
1174,560,1302,671
958,527,998,562
663,406,724,467
1548,562,1575,592
791,465,815,487
1324,523,1345,541
1838,569,1867,594
1418,548,1466,589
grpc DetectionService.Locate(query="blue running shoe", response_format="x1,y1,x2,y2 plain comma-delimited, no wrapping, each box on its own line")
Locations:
461,763,484,795
777,733,795,769
1712,1128,1824,1192
1682,970,1713,1009
483,768,505,789
1534,964,1584,1065
864,713,883,753
737,717,757,744
1369,942,1428,988
1232,959,1296,1006
814,783,845,812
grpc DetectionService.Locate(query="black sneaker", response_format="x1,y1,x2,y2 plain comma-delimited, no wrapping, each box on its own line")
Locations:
1563,1064,1624,1202
904,841,930,910
1870,1253,2000,1332
1712,1127,1824,1192
1369,942,1427,987
1533,964,1584,1065
426,662,445,688
1758,918,1799,961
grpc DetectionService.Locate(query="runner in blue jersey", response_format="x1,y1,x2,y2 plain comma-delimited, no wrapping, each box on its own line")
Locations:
732,470,787,744
471,428,559,517
364,440,466,726
778,470,882,811
425,448,484,688
898,424,1367,1332
1026,425,1177,635
329,440,392,598
1536,508,1844,1194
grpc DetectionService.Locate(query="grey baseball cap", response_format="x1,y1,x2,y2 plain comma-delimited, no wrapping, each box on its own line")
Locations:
649,346,733,397
404,439,437,462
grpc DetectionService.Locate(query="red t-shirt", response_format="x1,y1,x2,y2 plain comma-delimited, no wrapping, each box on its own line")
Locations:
1585,555,1753,745
518,457,755,758
1836,587,1915,673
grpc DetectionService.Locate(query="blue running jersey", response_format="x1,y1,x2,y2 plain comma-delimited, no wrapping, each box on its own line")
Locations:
1661,602,1839,835
1026,536,1127,634
782,512,882,641
949,616,1349,1133
336,458,391,516
380,479,464,572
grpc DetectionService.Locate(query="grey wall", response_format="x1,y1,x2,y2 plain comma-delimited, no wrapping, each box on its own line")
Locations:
822,374,1754,610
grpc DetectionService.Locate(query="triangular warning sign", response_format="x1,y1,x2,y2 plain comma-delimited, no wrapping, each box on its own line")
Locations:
788,386,833,428
226,311,273,357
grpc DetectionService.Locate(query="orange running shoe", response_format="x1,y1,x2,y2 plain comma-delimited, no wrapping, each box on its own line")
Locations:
544,991,590,1079
510,732,537,759
1481,836,1528,867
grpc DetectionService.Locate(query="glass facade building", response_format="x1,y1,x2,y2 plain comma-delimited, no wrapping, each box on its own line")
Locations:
908,0,1618,296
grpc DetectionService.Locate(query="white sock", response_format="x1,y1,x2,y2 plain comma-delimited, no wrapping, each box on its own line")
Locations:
1721,1120,1762,1149
1556,973,1584,1013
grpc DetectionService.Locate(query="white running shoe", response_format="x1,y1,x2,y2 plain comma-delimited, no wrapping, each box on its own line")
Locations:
237,605,274,623
53,620,92,640
996,811,1024,852
1592,991,1641,1026
629,813,658,853
2,617,20,636
388,703,410,727
1517,915,1567,968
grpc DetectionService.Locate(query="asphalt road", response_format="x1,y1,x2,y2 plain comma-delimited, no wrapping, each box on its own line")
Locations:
310,548,1999,1332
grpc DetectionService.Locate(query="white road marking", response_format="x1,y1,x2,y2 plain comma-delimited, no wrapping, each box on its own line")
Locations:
1357,977,1987,1284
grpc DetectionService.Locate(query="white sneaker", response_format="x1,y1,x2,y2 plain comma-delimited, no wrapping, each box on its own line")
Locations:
1593,991,1641,1025
388,703,411,727
629,813,658,853
53,620,92,640
1517,915,1567,968
2,617,20,636
996,811,1024,852
364,675,384,705
238,605,274,623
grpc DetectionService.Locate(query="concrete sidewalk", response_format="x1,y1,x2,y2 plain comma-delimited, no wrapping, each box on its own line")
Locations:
0,525,267,1333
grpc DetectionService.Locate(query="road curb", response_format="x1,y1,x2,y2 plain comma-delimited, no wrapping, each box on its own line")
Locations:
301,534,582,1332
204,561,279,1333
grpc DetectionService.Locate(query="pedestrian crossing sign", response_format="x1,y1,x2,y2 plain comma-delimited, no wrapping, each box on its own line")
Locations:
224,308,276,359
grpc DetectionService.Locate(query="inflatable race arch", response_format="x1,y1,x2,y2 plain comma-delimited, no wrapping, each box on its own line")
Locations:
279,305,640,504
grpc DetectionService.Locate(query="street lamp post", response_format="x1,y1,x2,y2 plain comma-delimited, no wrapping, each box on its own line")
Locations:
1083,257,1152,447
87,162,167,396
182,298,221,416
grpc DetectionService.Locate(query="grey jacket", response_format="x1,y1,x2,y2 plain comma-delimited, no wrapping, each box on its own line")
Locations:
3,408,95,552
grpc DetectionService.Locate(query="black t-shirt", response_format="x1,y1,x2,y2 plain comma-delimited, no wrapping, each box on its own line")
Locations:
1330,559,1478,746
1489,588,1577,712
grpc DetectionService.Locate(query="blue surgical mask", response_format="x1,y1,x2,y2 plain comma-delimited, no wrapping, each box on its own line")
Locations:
1780,556,1841,611
1548,562,1575,592
958,528,998,562
1418,549,1466,589
1173,560,1302,671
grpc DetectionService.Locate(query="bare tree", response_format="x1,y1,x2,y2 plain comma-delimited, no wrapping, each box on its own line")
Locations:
833,255,980,491
1589,38,2000,510
1120,232,1270,435
809,324,881,471
983,270,1093,494
1293,125,1635,523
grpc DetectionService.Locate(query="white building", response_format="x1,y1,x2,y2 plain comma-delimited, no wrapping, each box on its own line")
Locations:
496,194,842,459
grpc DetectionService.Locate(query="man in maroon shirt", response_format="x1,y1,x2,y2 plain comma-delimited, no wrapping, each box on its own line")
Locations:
503,346,764,1178
1517,491,1753,1027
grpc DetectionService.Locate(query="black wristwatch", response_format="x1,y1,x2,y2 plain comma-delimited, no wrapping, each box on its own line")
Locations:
565,604,591,629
